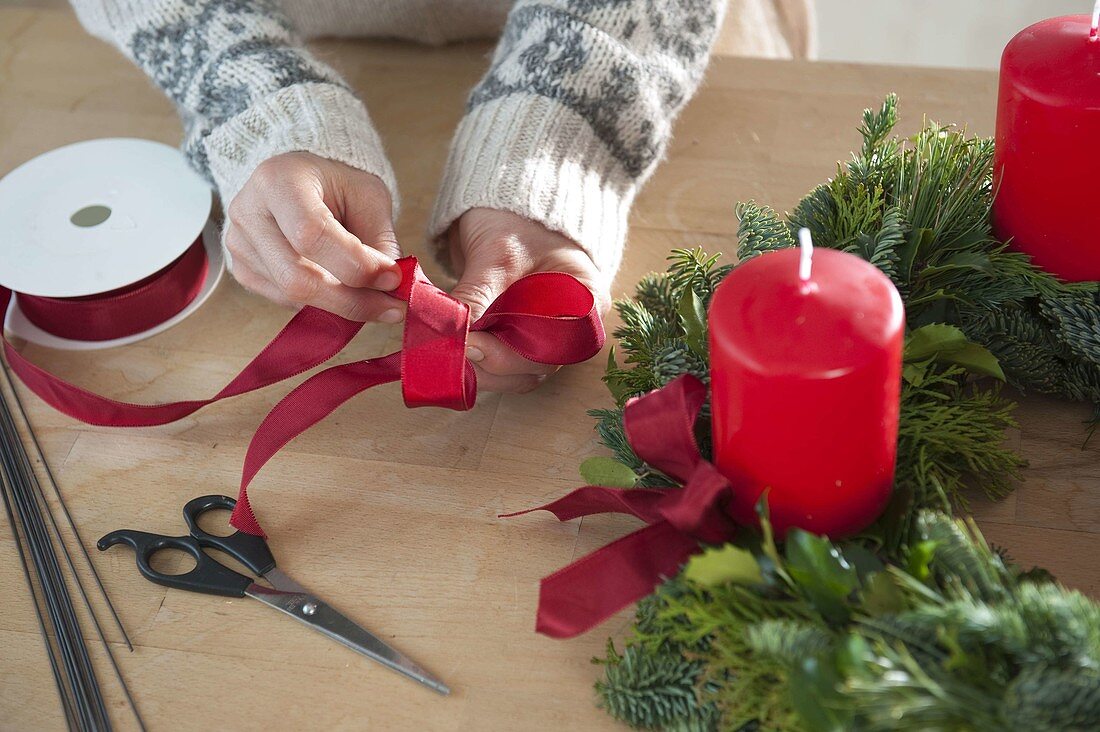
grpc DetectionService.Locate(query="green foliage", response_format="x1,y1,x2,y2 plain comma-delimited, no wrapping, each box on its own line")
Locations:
590,95,1100,730
734,203,794,261
679,288,709,358
891,362,1023,541
784,529,860,624
581,456,640,488
596,640,716,730
684,544,763,587
602,513,1100,731
904,324,1003,381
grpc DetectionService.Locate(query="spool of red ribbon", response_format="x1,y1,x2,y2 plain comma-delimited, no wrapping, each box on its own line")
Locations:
14,237,209,342
0,139,222,350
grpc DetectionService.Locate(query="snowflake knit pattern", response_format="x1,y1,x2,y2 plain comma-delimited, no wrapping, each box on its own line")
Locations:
71,0,734,275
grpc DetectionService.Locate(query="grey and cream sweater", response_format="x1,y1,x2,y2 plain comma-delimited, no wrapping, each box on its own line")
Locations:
70,0,732,275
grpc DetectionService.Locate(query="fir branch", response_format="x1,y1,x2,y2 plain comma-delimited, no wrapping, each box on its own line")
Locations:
1003,667,1100,730
735,202,795,261
636,272,681,324
850,205,904,282
859,93,900,159
596,641,715,730
666,248,732,305
1041,288,1100,367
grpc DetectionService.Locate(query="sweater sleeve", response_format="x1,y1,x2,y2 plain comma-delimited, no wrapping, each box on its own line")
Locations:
428,0,725,277
69,0,398,212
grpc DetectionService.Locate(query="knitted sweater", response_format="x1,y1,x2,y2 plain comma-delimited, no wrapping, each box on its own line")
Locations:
70,0,735,276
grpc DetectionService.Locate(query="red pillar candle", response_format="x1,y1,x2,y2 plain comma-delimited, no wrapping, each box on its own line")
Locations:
708,233,904,537
993,11,1100,281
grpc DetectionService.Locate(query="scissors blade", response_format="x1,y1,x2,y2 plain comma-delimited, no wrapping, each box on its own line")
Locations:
245,583,450,695
261,567,312,595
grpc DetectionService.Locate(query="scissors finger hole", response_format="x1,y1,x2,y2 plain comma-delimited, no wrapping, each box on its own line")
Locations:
148,547,199,576
194,507,235,537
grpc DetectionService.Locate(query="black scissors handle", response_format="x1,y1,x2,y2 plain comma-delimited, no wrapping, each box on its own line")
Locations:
181,495,277,577
97,530,252,597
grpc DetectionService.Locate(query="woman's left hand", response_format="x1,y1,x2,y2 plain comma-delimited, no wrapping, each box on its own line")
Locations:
447,208,611,393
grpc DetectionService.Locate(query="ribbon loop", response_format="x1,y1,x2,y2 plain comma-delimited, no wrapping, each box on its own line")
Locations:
623,373,708,483
398,259,474,410
505,374,741,638
471,273,603,365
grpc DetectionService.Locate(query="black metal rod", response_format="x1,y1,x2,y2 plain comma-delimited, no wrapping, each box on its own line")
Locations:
1,433,91,728
0,377,110,729
1,376,145,728
0,361,133,652
2,403,104,727
0,425,98,729
0,467,78,729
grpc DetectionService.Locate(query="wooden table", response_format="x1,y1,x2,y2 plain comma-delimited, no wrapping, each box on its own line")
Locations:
2,8,1098,731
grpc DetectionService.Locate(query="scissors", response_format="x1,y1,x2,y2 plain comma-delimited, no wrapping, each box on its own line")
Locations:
98,494,449,695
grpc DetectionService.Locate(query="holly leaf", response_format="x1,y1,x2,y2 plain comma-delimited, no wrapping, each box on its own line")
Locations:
920,251,994,277
602,347,634,402
683,544,763,587
861,571,905,615
902,359,930,386
941,342,1005,381
838,543,884,581
904,323,969,361
904,324,1004,381
579,456,638,488
785,529,859,622
678,287,708,357
899,226,935,282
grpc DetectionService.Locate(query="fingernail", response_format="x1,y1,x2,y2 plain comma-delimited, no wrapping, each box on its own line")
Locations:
466,346,485,363
374,269,401,291
378,308,403,324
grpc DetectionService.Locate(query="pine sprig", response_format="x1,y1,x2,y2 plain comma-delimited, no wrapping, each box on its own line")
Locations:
596,641,715,730
735,202,795,261
895,365,1023,513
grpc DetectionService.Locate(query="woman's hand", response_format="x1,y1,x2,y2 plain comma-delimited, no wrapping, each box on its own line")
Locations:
448,208,611,393
224,152,405,323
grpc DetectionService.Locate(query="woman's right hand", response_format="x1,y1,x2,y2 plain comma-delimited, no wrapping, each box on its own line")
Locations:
224,152,405,323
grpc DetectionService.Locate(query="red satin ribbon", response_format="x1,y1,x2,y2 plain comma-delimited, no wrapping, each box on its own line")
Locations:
0,256,604,538
16,237,208,342
503,374,741,639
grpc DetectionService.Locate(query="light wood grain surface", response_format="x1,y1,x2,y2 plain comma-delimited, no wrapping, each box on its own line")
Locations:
1,8,1097,732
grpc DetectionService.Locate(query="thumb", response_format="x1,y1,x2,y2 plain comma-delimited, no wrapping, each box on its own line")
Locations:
450,269,505,322
338,171,401,262
449,246,514,321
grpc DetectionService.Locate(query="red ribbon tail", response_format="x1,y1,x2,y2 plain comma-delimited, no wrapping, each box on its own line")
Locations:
500,485,669,523
535,520,700,639
229,353,402,536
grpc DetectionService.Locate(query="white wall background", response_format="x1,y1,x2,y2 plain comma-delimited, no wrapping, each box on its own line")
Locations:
817,0,1086,69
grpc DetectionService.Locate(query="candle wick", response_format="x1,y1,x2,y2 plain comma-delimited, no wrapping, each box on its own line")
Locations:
798,227,814,282
1092,0,1100,41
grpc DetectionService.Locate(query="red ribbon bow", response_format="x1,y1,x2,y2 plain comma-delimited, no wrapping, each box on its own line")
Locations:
504,374,739,638
1,256,604,537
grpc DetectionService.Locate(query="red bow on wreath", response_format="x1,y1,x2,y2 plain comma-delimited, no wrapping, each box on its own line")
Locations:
504,374,742,638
